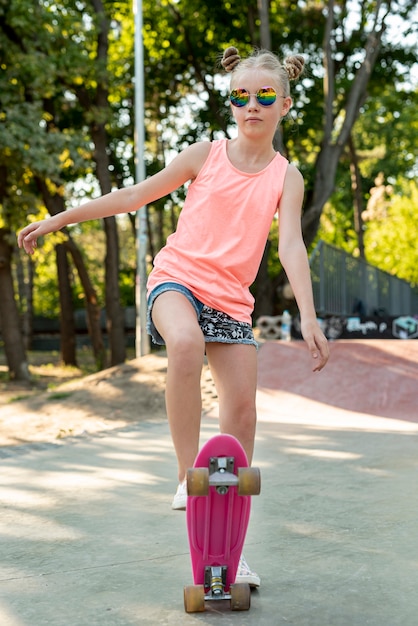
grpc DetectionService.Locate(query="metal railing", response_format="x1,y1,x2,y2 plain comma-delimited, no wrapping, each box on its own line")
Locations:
310,240,418,316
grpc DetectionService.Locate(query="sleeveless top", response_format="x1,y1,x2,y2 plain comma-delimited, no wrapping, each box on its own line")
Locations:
147,138,289,324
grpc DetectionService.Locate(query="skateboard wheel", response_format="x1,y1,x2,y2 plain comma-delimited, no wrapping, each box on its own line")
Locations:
237,467,261,496
187,468,209,496
230,582,251,611
184,584,205,613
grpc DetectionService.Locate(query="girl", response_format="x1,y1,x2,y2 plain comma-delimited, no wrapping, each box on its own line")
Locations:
18,46,329,587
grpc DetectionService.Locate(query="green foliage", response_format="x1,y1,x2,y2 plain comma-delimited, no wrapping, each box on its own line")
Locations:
0,0,94,233
363,179,418,287
354,88,418,183
1,0,417,318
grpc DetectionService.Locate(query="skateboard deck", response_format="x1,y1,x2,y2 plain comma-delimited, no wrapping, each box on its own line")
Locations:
184,434,260,613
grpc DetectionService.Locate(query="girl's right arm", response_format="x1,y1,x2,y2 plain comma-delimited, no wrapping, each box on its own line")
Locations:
17,141,211,254
278,165,329,371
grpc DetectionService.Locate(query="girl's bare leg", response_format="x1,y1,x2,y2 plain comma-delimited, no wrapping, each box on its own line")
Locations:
151,291,205,482
205,343,258,464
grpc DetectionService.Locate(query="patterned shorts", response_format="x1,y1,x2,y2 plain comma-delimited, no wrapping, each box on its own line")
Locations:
147,282,258,348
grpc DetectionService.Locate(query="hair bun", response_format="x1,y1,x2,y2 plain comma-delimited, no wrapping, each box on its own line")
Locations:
283,55,305,80
221,46,241,72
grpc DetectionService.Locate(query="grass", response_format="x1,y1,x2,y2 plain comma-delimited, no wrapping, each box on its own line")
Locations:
46,392,74,401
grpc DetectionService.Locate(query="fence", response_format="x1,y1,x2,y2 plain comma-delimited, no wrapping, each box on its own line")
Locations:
310,240,418,317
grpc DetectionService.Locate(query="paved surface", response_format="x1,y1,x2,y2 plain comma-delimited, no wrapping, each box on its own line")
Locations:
1,340,417,625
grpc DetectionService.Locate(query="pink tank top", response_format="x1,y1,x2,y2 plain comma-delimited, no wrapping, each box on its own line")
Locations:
147,139,289,324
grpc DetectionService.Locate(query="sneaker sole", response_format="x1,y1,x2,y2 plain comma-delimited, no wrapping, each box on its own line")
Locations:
235,574,261,588
171,497,187,511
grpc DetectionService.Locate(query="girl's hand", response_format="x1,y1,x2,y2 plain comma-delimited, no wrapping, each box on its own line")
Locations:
17,217,59,255
301,318,329,372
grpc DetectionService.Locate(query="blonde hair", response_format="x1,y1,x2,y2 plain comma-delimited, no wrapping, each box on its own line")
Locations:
221,46,304,97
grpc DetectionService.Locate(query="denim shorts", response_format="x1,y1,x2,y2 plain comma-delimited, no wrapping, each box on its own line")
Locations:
146,282,257,348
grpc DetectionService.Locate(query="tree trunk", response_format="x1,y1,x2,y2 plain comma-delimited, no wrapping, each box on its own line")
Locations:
103,215,126,365
253,240,273,320
56,243,77,366
257,0,271,50
91,120,126,366
251,0,275,318
301,0,387,249
302,143,341,247
63,237,107,370
35,177,106,369
15,252,34,351
88,0,126,366
348,136,365,259
0,229,30,381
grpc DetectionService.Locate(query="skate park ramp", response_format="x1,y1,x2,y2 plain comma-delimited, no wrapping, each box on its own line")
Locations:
1,338,417,625
257,339,417,426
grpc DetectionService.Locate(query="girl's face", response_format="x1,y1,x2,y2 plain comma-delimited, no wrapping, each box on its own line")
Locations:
230,70,292,140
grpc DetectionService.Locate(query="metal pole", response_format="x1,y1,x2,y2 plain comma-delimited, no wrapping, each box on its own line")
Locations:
133,0,149,356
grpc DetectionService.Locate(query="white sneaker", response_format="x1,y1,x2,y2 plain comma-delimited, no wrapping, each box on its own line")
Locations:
171,480,187,510
235,554,261,588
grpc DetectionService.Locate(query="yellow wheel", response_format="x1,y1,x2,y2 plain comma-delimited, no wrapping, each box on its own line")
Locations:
187,467,209,496
184,584,205,613
230,582,251,611
238,467,261,496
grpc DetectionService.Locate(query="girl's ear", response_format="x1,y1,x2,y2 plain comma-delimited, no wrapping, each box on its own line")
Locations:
281,96,293,117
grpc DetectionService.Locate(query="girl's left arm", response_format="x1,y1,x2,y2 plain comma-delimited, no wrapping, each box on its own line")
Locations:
278,165,329,371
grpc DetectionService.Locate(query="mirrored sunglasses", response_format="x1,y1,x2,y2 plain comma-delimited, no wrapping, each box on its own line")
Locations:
229,86,281,107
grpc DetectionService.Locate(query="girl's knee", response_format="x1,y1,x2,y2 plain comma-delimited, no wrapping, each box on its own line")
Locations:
166,331,205,370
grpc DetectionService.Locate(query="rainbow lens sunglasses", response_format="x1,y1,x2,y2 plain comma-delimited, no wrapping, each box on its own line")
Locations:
229,86,282,107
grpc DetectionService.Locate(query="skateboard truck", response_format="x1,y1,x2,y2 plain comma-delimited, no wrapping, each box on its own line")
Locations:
184,561,251,612
204,565,228,599
209,456,238,495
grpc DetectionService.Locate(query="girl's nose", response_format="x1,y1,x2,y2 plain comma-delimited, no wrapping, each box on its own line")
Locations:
247,94,259,109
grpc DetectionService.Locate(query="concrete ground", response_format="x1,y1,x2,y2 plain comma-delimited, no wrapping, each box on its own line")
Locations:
1,340,417,625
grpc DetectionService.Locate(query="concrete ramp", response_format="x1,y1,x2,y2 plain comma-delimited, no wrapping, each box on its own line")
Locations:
1,339,417,625
257,339,417,425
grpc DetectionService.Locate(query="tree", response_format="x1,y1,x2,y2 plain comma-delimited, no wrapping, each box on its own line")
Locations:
0,0,100,373
0,229,29,380
318,69,418,261
302,0,397,246
0,0,133,373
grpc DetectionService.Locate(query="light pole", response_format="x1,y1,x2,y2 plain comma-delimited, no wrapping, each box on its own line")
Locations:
133,0,149,356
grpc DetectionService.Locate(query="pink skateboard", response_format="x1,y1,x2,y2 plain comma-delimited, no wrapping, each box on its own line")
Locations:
184,434,261,613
